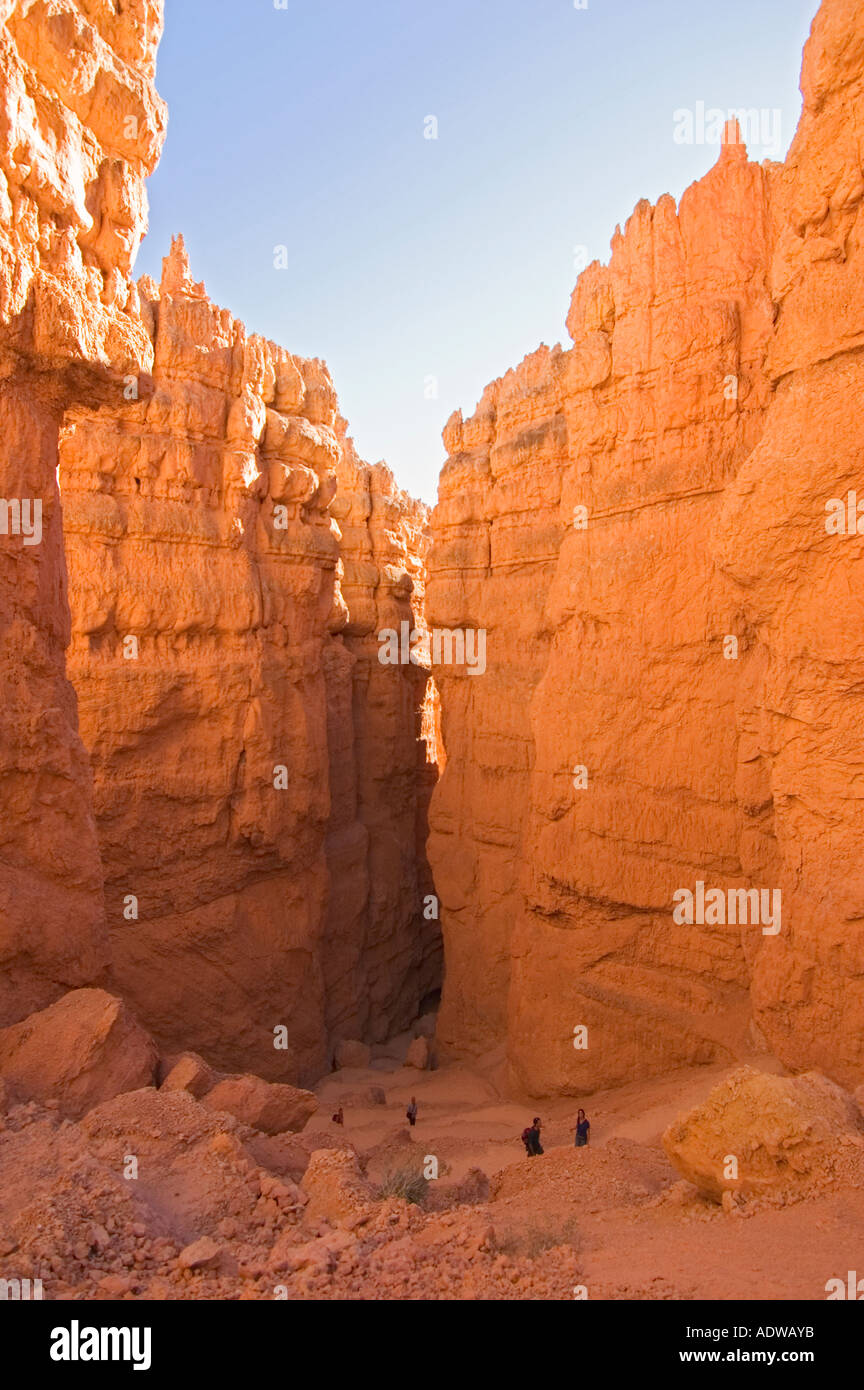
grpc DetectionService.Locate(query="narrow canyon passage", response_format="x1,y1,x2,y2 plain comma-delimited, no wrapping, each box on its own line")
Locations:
1,0,864,1318
2,0,862,1106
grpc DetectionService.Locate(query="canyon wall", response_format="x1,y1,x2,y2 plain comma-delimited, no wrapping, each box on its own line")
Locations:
718,0,864,1085
0,0,166,1024
0,2,439,1081
3,0,858,1104
427,0,864,1095
58,238,439,1082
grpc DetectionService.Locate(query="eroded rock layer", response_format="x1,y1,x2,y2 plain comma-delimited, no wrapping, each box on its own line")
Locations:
427,0,864,1095
0,0,166,1023
55,239,438,1078
58,239,439,1081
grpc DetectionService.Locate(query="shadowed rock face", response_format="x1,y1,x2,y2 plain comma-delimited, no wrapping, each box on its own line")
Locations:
326,426,442,1048
427,0,864,1096
0,0,166,1024
0,4,440,1080
57,239,439,1083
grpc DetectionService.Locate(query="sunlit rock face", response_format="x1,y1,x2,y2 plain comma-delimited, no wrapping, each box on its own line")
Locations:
58,239,439,1082
717,0,864,1088
0,2,439,1078
0,0,166,1024
427,0,864,1096
6,0,861,1105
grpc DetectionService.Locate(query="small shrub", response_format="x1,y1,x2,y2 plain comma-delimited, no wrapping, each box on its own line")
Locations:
374,1167,429,1205
496,1217,579,1259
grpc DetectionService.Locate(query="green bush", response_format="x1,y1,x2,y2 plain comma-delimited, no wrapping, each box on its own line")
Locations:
374,1167,429,1205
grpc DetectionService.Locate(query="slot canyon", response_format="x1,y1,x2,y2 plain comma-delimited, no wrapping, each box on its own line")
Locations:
1,0,864,1308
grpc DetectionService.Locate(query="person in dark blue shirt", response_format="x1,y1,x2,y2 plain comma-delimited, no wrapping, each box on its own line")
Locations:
574,1109,590,1147
522,1117,544,1156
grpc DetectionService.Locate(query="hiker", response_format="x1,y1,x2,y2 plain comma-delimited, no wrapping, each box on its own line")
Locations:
574,1108,590,1147
406,1096,418,1127
332,1105,344,1126
522,1117,544,1157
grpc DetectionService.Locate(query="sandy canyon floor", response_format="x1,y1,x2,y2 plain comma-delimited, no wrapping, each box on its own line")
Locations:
2,1032,862,1302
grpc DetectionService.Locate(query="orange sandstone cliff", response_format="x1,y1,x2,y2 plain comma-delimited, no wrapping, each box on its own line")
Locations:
57,238,439,1082
0,3,439,1079
2,0,862,1111
427,0,864,1095
0,0,166,1024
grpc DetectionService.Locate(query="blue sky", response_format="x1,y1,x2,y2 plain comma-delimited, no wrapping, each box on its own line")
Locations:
138,0,819,501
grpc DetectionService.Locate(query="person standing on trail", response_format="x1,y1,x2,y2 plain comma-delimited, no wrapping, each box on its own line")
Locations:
574,1109,590,1147
522,1117,544,1157
406,1096,418,1127
332,1105,344,1126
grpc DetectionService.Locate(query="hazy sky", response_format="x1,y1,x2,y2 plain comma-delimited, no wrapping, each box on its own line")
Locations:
138,0,819,502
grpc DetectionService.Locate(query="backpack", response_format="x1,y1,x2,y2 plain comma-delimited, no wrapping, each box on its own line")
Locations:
521,1127,533,1149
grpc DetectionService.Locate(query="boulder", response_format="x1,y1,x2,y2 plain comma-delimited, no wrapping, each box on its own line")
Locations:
301,1149,374,1227
160,1052,215,1099
202,1074,317,1135
178,1236,226,1271
0,990,157,1118
334,1040,371,1069
663,1066,864,1203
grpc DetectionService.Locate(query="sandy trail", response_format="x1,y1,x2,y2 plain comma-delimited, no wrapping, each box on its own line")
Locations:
312,1042,864,1300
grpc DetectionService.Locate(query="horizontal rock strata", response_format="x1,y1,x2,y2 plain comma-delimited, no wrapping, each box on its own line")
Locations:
427,0,864,1095
57,238,440,1081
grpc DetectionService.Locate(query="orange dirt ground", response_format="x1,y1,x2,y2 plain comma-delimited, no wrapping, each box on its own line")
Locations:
2,1032,862,1301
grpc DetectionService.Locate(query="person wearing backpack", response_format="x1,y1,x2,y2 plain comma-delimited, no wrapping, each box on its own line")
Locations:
522,1117,544,1157
406,1097,418,1127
